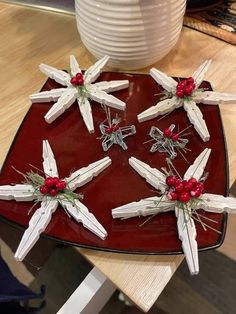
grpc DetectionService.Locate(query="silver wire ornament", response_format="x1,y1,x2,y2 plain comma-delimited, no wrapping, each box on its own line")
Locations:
148,124,189,160
99,108,136,151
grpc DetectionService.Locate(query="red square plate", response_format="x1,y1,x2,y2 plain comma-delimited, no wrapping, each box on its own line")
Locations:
0,72,228,254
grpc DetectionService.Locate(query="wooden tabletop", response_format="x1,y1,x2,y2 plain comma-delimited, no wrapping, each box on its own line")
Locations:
1,2,236,312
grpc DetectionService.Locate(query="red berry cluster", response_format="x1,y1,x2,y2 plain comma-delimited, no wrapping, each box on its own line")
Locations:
105,124,120,134
166,176,204,203
163,128,179,142
70,73,84,86
176,77,196,98
39,177,67,197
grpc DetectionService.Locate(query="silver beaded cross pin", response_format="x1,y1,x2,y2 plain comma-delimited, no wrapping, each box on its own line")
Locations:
99,108,136,151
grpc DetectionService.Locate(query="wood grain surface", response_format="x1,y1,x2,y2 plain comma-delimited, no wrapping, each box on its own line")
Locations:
0,2,236,312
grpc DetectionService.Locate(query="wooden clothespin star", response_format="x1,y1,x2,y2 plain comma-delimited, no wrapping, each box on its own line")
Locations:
30,55,129,133
138,60,236,142
112,148,236,275
0,140,111,261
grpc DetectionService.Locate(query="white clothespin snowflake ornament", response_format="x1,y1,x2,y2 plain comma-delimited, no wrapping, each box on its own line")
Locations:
138,60,236,142
99,108,136,151
112,148,236,275
0,140,111,261
148,124,189,160
30,55,129,133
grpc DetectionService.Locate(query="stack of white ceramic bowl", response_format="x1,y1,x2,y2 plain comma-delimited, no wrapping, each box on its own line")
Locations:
75,0,186,70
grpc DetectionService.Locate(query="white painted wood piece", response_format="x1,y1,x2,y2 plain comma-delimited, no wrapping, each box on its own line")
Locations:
137,97,181,122
56,267,116,314
129,157,167,193
175,148,211,275
183,101,210,142
60,199,107,239
0,185,35,201
150,67,177,92
184,148,211,181
65,157,111,191
192,59,212,88
198,193,236,213
89,89,126,111
14,199,58,261
44,90,76,124
30,88,67,103
193,91,236,105
39,63,71,86
70,54,82,76
30,55,129,133
175,205,199,275
92,80,129,93
112,195,174,219
84,55,110,84
42,139,59,177
77,96,94,134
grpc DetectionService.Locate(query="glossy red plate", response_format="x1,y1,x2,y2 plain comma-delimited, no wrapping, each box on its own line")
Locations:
0,72,228,254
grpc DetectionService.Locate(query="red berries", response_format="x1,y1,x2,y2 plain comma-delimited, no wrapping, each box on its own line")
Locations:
176,90,184,98
70,73,84,86
175,183,184,193
179,191,191,203
171,133,179,142
49,189,58,197
105,124,119,134
166,175,204,203
163,129,180,142
176,77,196,98
70,77,78,85
39,185,48,194
166,175,178,186
56,180,67,191
163,128,172,138
40,177,67,197
44,177,57,188
168,191,179,201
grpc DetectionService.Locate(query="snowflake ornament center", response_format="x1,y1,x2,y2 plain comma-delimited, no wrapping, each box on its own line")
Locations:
163,127,179,141
39,176,67,197
175,77,196,99
105,124,120,134
70,72,84,86
166,175,204,203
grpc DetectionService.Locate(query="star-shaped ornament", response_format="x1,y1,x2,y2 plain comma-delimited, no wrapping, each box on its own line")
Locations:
30,55,129,133
112,148,236,275
0,140,111,261
138,60,236,142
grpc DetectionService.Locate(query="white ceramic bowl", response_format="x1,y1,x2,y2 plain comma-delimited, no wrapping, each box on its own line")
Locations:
75,0,186,70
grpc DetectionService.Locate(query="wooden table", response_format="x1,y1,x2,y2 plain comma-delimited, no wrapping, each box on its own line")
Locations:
0,2,236,312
